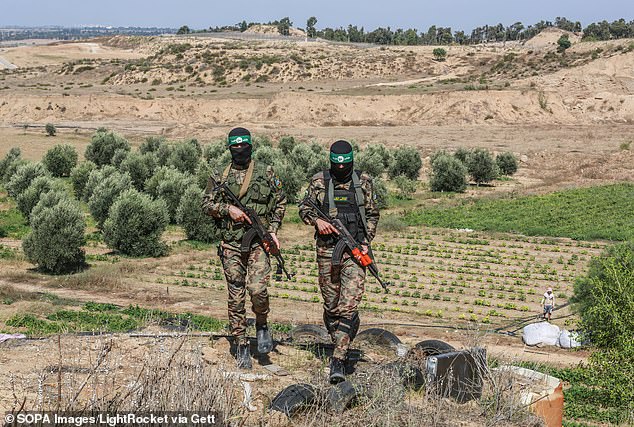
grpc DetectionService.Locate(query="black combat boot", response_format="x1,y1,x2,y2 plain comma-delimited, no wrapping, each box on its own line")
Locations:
256,324,273,354
329,357,346,384
236,344,252,369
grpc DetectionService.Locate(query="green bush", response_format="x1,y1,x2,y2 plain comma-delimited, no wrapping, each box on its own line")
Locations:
379,214,407,232
429,154,467,192
253,146,283,166
496,152,519,176
195,160,214,190
45,123,57,137
357,143,393,178
16,176,66,222
139,136,165,154
557,34,572,52
166,142,201,174
42,144,78,177
119,152,156,191
572,242,634,422
88,172,133,228
82,165,118,202
393,175,417,200
0,147,22,181
273,159,303,203
202,141,226,163
6,162,50,198
373,177,389,209
111,148,129,168
291,143,328,179
573,242,634,349
453,147,471,164
466,148,498,185
176,185,219,243
278,136,296,155
433,48,447,61
22,195,86,273
103,189,169,257
84,129,131,166
145,166,194,222
389,147,422,180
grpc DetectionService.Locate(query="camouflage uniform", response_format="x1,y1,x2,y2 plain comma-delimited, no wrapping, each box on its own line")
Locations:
299,171,379,360
202,161,286,345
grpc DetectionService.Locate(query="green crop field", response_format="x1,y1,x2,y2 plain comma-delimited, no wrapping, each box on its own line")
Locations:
404,183,634,241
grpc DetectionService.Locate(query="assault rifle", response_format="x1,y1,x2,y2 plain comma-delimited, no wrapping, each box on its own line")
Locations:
300,196,390,292
210,176,294,280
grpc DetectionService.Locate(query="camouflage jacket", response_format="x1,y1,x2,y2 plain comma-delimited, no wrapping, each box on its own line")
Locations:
202,161,287,247
298,170,380,246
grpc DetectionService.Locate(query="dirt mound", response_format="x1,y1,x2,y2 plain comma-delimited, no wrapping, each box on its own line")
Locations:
245,24,305,37
523,28,581,50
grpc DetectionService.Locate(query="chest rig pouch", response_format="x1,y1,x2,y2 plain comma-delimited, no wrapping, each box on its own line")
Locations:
219,161,275,251
321,170,369,284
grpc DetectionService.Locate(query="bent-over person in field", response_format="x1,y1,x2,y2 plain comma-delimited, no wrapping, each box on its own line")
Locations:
202,127,286,369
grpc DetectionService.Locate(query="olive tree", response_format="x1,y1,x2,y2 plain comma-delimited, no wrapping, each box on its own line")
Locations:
84,129,131,166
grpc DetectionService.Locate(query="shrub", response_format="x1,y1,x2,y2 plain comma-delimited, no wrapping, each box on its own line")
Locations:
110,148,129,168
139,136,165,154
357,143,393,178
176,185,219,243
466,148,498,185
388,147,422,180
2,159,28,185
453,147,471,164
573,242,634,349
22,195,86,273
429,154,467,192
145,166,194,222
496,152,518,176
82,165,118,202
195,160,214,190
84,129,131,166
184,138,202,158
253,146,283,166
103,189,169,257
16,176,66,221
167,142,201,174
557,34,571,52
273,159,304,203
119,152,156,191
202,141,226,162
373,177,389,209
433,48,447,61
45,123,57,137
278,136,296,155
88,172,133,228
42,144,78,177
291,143,327,179
0,147,22,181
6,162,50,198
393,175,417,200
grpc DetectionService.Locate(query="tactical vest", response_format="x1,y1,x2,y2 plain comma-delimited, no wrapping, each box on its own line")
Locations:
220,161,276,244
319,170,368,245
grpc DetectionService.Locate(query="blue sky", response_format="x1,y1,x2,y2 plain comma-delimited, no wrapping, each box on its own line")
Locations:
2,0,632,30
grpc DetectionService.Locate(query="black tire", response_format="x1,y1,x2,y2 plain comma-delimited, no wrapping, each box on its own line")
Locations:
355,328,401,349
413,339,455,356
327,380,366,413
270,383,316,417
384,361,426,391
290,324,331,345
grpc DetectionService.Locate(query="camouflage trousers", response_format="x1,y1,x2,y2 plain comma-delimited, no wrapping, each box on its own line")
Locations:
219,243,271,346
317,245,366,360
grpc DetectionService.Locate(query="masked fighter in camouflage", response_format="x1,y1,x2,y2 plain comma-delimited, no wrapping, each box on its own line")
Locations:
299,140,380,383
202,127,287,369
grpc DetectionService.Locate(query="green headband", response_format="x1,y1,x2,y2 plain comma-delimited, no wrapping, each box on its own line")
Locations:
228,134,252,146
330,151,353,164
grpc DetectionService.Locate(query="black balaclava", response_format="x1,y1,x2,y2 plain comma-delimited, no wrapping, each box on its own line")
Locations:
329,140,354,182
228,127,253,167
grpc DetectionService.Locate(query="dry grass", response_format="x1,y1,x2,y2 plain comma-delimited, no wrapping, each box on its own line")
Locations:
49,263,138,292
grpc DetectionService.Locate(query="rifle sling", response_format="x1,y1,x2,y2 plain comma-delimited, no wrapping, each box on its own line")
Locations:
221,160,255,200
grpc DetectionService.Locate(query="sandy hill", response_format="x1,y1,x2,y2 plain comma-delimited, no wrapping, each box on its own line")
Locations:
523,27,582,50
245,24,305,37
